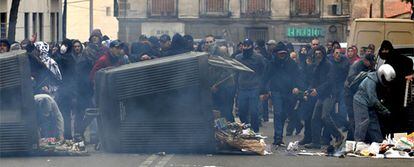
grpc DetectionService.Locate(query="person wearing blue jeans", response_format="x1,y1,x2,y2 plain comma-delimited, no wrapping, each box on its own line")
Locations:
235,39,265,133
261,42,303,146
238,89,260,132
353,65,395,143
271,92,294,144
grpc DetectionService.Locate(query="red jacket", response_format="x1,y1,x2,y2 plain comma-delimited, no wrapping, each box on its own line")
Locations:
89,53,122,82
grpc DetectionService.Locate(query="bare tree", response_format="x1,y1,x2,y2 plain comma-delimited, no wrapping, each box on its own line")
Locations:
7,0,21,42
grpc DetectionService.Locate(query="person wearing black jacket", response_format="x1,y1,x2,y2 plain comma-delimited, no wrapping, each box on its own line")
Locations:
54,38,77,139
235,39,265,133
377,40,414,134
261,42,304,146
304,46,343,149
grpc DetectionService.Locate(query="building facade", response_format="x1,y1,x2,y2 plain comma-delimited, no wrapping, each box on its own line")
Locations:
0,0,62,42
67,0,119,42
116,0,351,44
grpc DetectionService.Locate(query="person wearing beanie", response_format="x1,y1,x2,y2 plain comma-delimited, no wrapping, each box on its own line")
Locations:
234,38,265,133
261,41,304,146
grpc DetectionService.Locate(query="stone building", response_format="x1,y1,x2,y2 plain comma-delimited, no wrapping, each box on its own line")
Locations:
0,0,62,42
116,0,351,44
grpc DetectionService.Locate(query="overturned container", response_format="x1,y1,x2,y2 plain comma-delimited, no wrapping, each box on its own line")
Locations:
95,52,217,153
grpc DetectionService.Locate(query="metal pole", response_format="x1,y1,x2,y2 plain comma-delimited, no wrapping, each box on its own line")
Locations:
90,0,93,33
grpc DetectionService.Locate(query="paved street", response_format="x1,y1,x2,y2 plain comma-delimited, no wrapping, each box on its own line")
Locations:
1,120,413,167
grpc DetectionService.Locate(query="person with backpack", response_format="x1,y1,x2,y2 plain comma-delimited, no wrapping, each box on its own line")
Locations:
353,64,395,143
343,53,376,140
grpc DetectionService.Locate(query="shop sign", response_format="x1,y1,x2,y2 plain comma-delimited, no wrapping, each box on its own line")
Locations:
287,27,325,38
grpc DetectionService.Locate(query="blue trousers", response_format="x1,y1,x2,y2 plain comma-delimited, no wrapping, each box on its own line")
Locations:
271,92,293,143
353,100,383,143
238,89,260,132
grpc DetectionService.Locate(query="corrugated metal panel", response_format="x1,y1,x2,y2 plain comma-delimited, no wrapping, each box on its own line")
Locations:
115,58,200,99
0,123,30,153
0,57,21,89
119,122,212,152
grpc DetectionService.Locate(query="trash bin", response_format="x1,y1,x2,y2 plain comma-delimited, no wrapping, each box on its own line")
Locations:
0,51,37,156
95,52,215,153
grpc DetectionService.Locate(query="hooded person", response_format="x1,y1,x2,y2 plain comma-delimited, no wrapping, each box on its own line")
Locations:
162,33,188,57
261,41,304,146
34,41,62,81
234,38,265,133
303,46,344,149
353,64,396,143
54,38,78,140
0,38,10,53
377,40,414,134
183,35,194,52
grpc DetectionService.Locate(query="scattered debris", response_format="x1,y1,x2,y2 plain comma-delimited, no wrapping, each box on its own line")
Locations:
38,138,88,156
214,118,270,155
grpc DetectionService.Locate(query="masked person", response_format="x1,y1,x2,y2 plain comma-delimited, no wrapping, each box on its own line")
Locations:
303,46,339,149
54,38,77,139
235,39,265,133
261,42,303,146
353,64,395,143
377,40,414,134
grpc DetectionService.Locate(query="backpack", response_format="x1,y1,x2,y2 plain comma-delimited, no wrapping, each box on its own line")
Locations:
346,71,368,93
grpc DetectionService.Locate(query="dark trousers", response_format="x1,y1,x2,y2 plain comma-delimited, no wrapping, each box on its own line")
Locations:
74,93,93,136
260,98,269,122
238,89,260,132
301,98,316,142
353,100,383,143
57,92,75,139
344,89,355,140
310,97,342,145
212,85,236,122
271,92,294,143
286,99,303,135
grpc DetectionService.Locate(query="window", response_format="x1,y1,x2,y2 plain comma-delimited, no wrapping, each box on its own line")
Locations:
106,7,112,16
200,0,229,17
39,13,43,41
0,13,6,39
24,13,29,39
148,0,177,17
241,0,271,17
246,28,268,42
291,0,320,16
32,13,37,35
50,13,55,42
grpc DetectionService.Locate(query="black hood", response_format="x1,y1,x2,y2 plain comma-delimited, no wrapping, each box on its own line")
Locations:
171,33,186,51
379,40,395,60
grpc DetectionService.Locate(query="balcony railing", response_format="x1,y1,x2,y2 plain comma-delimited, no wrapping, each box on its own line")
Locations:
147,0,178,18
290,0,320,17
240,0,271,18
200,0,230,17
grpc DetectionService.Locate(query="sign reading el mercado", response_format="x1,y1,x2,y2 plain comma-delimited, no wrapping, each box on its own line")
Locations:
287,27,325,38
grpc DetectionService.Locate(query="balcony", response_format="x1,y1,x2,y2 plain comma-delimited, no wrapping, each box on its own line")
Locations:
147,0,178,18
240,0,271,18
200,0,230,17
290,0,320,17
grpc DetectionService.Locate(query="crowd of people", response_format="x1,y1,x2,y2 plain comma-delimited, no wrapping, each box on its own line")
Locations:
0,29,413,150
